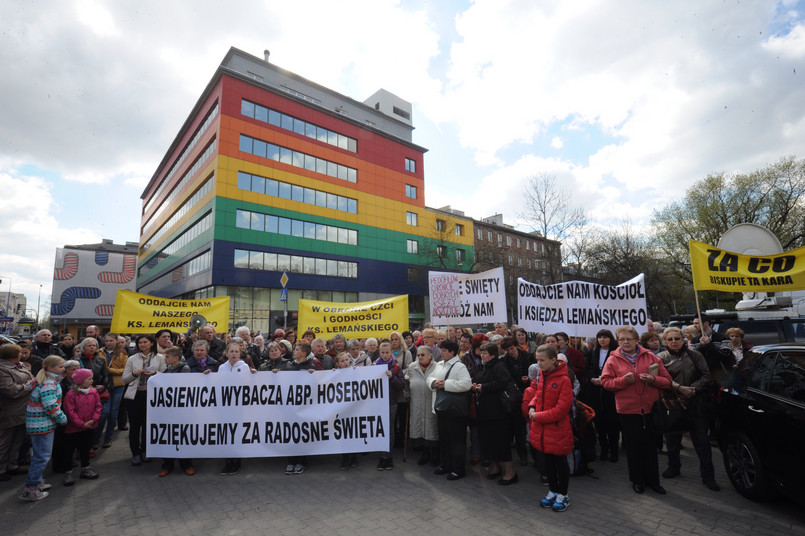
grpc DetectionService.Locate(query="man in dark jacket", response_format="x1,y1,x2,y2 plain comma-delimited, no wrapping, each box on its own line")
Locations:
200,325,226,364
31,329,65,362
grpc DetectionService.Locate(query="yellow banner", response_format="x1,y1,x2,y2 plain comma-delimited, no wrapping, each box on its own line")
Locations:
298,295,408,339
111,289,230,333
689,240,805,292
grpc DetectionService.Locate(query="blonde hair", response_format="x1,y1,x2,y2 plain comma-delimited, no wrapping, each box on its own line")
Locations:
615,326,639,341
36,355,65,384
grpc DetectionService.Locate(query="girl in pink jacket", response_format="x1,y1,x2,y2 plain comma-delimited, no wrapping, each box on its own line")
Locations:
62,368,102,486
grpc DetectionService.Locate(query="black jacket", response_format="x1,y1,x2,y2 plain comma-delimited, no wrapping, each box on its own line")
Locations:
186,355,218,373
472,356,511,421
78,352,110,390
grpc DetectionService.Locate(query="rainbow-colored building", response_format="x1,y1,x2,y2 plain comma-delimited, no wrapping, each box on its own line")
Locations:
136,47,472,332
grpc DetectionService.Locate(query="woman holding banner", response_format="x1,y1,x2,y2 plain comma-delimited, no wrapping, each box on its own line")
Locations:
122,334,166,466
600,326,672,495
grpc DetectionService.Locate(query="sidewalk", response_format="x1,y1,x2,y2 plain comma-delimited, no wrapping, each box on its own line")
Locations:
2,432,803,536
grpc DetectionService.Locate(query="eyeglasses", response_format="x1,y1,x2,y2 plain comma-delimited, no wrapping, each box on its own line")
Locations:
665,337,682,341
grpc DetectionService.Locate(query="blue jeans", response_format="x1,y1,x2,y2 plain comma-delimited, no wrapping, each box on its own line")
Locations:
93,398,111,445
104,386,125,441
25,432,54,487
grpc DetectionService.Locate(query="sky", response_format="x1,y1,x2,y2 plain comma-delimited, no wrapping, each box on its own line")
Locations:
1,0,804,315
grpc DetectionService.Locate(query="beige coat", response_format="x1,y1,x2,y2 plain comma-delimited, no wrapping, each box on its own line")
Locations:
405,360,438,441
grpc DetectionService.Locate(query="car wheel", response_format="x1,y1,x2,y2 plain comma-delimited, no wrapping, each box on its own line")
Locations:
723,431,767,500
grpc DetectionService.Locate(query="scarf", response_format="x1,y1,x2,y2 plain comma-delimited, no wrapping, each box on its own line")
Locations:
621,346,640,367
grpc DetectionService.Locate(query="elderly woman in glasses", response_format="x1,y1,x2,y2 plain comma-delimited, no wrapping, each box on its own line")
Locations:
405,346,439,466
601,326,672,495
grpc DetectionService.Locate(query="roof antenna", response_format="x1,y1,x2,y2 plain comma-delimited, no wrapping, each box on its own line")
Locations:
264,49,270,63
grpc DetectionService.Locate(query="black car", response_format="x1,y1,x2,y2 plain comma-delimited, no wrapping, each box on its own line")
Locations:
717,343,805,502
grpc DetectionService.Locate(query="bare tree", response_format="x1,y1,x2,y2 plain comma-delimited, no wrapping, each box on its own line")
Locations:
520,173,588,281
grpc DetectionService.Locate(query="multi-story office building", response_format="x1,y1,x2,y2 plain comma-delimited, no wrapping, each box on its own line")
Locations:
471,213,561,321
136,47,472,333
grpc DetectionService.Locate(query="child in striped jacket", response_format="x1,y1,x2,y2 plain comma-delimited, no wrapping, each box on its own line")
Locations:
20,355,68,501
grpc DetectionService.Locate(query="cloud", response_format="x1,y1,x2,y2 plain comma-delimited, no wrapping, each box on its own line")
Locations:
0,171,99,306
425,1,805,224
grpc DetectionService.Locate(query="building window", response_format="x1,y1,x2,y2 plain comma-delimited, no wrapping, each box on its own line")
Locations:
237,171,357,214
141,175,214,255
394,106,411,120
488,231,493,242
406,212,418,226
455,224,464,236
234,249,357,278
437,245,447,258
139,250,212,294
436,219,445,232
405,184,417,199
497,233,503,246
506,236,512,247
408,267,419,282
139,213,213,277
526,240,530,251
516,238,521,248
456,248,465,262
143,138,217,232
517,257,522,267
142,102,219,218
477,228,483,240
407,240,418,254
242,99,357,153
239,134,357,183
508,254,513,265
527,259,532,269
405,158,416,173
235,209,358,246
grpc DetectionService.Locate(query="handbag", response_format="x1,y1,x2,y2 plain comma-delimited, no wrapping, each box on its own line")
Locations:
499,380,520,413
650,390,693,434
433,363,470,419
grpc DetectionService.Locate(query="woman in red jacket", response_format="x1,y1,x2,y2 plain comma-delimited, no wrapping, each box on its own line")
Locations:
527,344,573,512
600,326,673,495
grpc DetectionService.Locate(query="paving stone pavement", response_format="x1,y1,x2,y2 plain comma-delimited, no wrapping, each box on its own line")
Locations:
1,432,802,536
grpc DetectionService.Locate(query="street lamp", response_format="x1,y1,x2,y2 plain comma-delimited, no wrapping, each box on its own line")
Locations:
0,275,11,316
37,284,42,331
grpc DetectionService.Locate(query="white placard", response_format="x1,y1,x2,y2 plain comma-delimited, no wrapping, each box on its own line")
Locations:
429,267,507,325
146,367,390,458
517,273,648,336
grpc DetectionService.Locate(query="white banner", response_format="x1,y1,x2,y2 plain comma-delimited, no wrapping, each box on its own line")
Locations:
429,266,507,325
146,367,390,458
517,273,648,337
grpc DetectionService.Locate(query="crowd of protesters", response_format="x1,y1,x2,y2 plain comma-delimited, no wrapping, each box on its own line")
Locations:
0,315,741,508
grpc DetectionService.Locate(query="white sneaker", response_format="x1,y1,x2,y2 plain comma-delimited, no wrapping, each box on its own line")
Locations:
284,464,294,475
19,485,48,501
293,463,305,474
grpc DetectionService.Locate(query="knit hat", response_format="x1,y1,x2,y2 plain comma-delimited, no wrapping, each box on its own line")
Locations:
72,368,93,385
279,339,293,354
273,329,285,339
